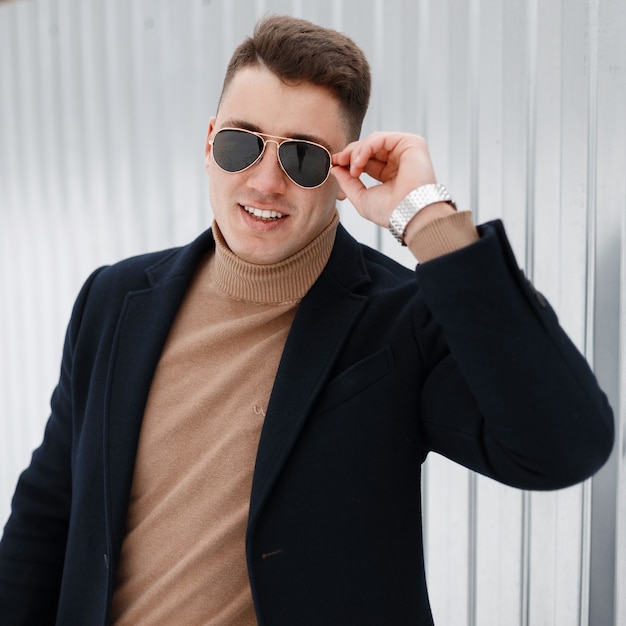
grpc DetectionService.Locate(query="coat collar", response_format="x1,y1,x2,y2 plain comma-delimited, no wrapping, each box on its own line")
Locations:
103,224,371,555
143,222,368,292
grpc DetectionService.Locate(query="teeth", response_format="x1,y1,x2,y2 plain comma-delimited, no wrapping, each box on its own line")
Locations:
244,206,284,220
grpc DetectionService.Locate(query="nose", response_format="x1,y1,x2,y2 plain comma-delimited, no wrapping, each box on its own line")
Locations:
245,140,288,194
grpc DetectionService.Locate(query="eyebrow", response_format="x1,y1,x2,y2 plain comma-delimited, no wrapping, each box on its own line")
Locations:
221,118,332,151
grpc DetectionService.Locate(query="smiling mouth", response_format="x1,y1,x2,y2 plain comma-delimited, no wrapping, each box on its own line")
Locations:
243,205,285,221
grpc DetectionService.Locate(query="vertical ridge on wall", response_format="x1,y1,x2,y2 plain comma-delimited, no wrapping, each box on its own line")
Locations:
588,0,624,623
579,1,600,624
522,2,538,623
466,1,480,624
619,185,626,626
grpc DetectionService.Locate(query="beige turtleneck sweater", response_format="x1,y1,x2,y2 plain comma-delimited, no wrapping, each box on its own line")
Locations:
111,215,339,625
110,210,477,625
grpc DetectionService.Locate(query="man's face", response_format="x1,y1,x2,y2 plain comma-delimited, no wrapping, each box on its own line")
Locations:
205,66,348,265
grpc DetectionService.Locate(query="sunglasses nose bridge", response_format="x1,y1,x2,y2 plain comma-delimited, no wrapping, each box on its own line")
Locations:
257,137,286,172
263,137,281,155
243,137,290,192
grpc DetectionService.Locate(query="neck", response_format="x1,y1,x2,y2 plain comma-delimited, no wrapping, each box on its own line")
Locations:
211,213,339,304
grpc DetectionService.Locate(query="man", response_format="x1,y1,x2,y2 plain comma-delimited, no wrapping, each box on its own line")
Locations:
0,14,614,626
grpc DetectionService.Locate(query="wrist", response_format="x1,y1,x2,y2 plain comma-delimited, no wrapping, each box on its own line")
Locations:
405,210,479,262
388,184,456,245
403,201,457,242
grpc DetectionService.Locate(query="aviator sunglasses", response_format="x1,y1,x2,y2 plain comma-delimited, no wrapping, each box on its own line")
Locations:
209,127,333,189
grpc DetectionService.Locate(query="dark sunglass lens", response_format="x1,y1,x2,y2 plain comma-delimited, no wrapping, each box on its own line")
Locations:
279,141,330,187
213,130,264,172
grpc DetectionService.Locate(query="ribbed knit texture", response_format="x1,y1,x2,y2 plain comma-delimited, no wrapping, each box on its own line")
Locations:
406,210,479,263
213,216,338,304
111,215,338,625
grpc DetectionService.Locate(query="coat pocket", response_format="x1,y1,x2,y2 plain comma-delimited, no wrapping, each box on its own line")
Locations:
314,346,395,414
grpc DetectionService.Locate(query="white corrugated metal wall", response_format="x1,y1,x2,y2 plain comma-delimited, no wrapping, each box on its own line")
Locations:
0,1,624,624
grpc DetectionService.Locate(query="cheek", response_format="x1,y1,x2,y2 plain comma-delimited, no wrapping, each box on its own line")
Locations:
320,182,342,212
305,190,339,229
207,161,232,201
328,176,346,202
207,169,230,220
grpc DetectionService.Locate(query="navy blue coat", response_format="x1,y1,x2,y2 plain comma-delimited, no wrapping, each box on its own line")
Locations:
0,221,614,625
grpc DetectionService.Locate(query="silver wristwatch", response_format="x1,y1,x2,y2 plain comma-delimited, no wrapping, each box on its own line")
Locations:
388,183,456,245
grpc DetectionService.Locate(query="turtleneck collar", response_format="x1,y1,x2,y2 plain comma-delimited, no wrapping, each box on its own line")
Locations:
211,213,339,305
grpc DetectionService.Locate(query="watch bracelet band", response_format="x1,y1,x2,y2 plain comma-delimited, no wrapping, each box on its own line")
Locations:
388,183,456,245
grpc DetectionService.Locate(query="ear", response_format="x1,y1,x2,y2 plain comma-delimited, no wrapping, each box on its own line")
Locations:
205,117,217,170
336,188,347,202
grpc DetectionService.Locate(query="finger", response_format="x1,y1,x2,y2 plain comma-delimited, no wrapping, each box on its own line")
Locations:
330,165,368,207
332,152,390,186
332,139,363,167
334,135,407,181
359,157,397,183
333,134,384,164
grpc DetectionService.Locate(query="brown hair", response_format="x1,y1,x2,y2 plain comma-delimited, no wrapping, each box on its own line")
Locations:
219,15,371,141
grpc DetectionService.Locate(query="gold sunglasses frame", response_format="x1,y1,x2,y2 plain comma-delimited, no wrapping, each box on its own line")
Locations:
208,127,333,189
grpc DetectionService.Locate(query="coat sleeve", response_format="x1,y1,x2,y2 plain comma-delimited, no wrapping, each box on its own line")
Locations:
0,268,104,624
415,220,614,490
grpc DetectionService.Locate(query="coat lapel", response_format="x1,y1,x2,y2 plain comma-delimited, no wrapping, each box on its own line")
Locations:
103,231,214,551
99,225,371,551
248,226,371,529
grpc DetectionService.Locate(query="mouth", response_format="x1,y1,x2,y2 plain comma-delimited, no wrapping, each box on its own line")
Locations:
243,205,286,221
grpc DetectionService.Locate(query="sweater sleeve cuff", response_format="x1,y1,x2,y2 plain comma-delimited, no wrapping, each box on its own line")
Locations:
406,210,479,263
